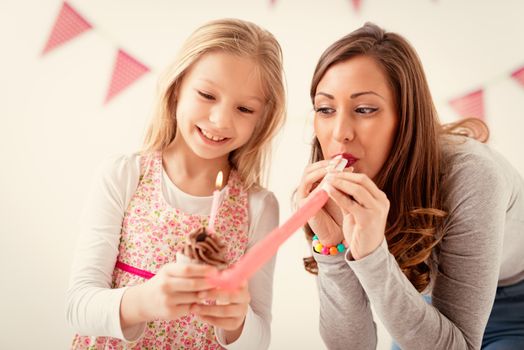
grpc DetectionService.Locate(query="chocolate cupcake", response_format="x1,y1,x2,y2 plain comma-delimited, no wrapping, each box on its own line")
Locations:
177,227,227,269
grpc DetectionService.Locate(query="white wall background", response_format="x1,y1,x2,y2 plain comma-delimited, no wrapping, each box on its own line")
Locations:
1,0,524,348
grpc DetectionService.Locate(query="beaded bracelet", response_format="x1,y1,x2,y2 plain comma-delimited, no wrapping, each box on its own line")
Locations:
312,235,348,255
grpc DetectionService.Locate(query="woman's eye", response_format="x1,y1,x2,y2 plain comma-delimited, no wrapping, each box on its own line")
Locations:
315,107,335,115
355,107,378,114
238,106,254,114
198,91,215,100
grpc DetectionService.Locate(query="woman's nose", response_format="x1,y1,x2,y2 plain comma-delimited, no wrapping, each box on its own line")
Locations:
332,113,354,143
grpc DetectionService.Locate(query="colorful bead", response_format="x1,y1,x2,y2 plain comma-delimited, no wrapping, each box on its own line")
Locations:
312,238,347,256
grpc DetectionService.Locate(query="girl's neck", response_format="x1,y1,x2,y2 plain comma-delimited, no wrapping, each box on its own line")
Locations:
162,138,231,197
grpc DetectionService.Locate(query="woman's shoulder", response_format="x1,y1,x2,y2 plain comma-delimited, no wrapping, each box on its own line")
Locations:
439,135,515,209
441,134,496,166
440,135,507,183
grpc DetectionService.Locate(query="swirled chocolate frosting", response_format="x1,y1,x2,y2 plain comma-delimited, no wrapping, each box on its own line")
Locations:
183,227,227,267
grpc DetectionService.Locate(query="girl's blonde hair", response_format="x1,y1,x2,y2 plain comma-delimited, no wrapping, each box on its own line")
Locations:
143,18,286,189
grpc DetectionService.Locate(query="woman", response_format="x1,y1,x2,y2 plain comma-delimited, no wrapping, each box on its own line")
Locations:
297,22,524,349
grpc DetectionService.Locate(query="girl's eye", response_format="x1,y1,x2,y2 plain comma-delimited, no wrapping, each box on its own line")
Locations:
238,106,254,114
355,106,378,114
198,91,215,100
314,107,335,116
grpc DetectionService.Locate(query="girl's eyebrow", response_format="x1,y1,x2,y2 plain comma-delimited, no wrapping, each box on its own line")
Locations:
197,78,263,104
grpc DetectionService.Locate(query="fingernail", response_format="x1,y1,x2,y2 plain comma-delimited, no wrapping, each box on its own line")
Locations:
348,166,354,172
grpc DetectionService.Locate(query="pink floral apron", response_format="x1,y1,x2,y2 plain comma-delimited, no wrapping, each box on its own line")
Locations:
72,152,249,349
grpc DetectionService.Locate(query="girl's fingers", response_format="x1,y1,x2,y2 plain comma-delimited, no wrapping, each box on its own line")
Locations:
165,276,214,292
195,315,239,330
191,303,244,318
166,292,202,305
197,286,250,304
163,262,217,278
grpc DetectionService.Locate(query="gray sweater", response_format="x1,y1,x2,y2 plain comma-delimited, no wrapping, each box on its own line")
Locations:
314,135,524,350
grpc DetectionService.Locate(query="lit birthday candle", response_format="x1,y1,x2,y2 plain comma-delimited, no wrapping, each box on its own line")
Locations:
208,156,347,289
208,171,223,234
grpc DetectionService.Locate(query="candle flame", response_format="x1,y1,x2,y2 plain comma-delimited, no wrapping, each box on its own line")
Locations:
215,171,223,189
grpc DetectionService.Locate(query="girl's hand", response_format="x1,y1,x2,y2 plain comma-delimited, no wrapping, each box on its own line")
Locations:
325,171,390,260
124,262,216,324
297,159,348,245
191,282,250,341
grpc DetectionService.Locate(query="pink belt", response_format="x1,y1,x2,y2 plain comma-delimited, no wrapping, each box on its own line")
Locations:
115,260,155,279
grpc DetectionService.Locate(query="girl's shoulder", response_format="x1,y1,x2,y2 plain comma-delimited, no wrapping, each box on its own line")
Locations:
96,152,143,181
247,186,279,217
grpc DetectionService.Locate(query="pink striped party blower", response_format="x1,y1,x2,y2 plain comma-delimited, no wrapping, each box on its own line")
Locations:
207,156,348,289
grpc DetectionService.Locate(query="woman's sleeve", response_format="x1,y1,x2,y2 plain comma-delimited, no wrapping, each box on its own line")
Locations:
65,154,145,341
314,247,378,349
215,191,279,350
348,152,508,349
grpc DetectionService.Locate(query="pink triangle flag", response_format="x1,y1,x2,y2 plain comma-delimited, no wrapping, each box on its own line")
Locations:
511,66,524,88
104,49,150,104
42,2,92,55
449,89,485,120
352,0,362,12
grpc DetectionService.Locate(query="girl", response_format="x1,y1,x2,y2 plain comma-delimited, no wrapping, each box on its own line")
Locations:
297,23,524,349
66,18,285,349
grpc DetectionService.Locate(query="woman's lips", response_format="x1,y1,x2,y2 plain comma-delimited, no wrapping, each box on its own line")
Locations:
334,153,359,167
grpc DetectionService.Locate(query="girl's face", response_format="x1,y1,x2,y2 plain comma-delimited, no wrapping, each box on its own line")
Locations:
174,51,265,162
313,55,398,180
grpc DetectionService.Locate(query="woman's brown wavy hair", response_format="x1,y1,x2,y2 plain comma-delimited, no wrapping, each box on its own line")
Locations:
302,22,488,292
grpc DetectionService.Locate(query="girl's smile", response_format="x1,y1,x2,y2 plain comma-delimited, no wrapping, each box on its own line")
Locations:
196,126,231,144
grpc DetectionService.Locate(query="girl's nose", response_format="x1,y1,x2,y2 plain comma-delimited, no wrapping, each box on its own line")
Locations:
332,113,355,143
209,105,233,129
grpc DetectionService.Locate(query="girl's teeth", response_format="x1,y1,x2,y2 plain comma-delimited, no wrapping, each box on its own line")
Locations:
201,129,226,141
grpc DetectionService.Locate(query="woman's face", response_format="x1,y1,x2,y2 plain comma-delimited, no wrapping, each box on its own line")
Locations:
313,55,398,180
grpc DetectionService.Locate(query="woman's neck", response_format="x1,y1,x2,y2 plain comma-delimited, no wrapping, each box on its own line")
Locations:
162,138,231,196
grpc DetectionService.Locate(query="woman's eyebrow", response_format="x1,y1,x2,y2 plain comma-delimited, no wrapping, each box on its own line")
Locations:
315,91,385,100
314,92,334,99
350,91,385,100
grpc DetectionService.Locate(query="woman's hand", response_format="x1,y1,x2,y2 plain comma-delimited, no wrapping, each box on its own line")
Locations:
324,171,390,260
191,282,251,343
120,262,216,328
297,159,349,245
